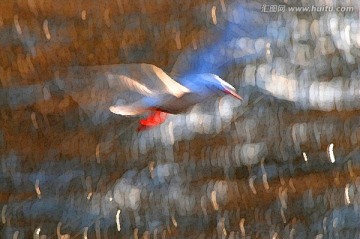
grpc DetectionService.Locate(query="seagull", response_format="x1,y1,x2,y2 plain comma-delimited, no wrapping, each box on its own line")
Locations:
108,63,242,130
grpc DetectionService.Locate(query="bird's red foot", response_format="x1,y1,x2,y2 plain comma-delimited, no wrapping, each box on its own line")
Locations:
137,110,167,131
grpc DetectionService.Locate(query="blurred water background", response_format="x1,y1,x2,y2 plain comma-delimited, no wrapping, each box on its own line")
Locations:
1,0,360,238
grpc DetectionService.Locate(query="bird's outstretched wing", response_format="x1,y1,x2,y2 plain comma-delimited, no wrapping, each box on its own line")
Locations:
58,63,189,123
109,100,148,116
102,64,190,98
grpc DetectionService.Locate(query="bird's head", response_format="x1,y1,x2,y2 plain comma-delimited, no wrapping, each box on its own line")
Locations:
204,74,243,100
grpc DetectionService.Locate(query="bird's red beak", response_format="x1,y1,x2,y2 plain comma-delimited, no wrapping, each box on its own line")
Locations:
224,89,243,100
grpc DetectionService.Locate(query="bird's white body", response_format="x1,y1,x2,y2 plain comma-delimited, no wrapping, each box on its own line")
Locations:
108,64,241,117
153,91,216,114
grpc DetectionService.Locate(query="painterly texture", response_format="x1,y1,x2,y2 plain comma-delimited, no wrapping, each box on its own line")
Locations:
1,0,360,238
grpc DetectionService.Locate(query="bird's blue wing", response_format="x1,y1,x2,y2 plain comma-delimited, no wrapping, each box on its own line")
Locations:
171,1,272,78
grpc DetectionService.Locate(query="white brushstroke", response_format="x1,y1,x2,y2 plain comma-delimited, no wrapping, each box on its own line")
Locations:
211,190,219,210
345,184,350,205
35,179,41,199
31,112,39,130
171,215,178,228
261,159,269,190
81,10,87,20
328,143,335,163
302,152,308,162
83,227,88,239
43,20,51,40
211,6,217,25
56,222,62,238
168,122,175,145
344,24,351,46
116,209,121,231
34,227,41,239
87,192,92,200
14,15,22,35
323,217,327,235
249,176,257,194
43,85,51,100
13,231,19,239
239,218,245,237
